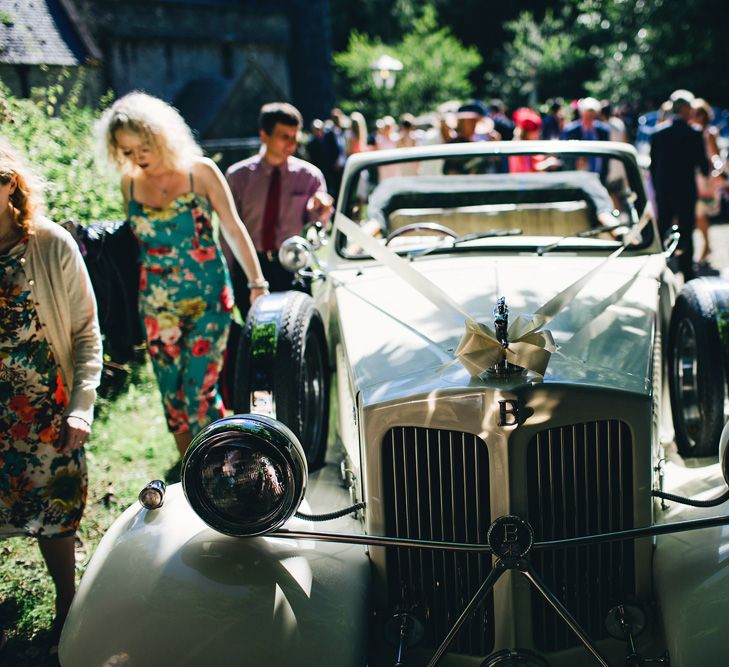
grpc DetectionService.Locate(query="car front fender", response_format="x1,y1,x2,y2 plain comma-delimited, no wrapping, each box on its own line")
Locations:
653,500,729,666
59,485,370,667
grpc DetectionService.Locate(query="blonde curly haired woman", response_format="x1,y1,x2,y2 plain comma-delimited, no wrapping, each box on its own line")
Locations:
96,92,267,458
0,139,102,651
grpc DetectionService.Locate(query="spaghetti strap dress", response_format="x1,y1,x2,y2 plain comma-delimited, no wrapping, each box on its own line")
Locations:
128,173,234,436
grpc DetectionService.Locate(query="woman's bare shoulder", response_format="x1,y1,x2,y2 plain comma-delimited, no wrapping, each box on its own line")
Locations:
192,157,226,196
192,157,222,178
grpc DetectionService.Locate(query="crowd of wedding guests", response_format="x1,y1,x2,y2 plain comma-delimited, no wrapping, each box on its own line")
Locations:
304,96,722,183
304,94,728,274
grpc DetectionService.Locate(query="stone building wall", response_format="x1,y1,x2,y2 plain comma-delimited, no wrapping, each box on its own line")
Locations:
69,0,334,138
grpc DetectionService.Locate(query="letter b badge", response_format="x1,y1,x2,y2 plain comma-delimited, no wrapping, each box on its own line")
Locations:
498,400,520,427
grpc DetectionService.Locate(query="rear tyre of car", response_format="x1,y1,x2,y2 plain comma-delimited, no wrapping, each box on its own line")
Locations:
668,278,729,458
233,291,329,469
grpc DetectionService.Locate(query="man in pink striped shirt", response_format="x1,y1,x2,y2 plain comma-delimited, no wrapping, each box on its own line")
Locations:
223,102,333,310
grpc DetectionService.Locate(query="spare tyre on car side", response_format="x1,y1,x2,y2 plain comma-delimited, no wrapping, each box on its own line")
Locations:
668,277,729,457
232,291,330,468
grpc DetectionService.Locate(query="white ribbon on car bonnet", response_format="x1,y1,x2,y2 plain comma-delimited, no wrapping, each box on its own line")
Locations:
335,212,644,378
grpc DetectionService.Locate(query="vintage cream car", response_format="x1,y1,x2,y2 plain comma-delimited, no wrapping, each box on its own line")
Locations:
60,143,729,667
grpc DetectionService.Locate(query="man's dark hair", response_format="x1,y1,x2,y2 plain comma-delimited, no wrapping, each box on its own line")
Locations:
259,102,303,135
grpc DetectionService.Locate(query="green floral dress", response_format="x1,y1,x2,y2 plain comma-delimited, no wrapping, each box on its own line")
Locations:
129,179,233,436
0,237,87,538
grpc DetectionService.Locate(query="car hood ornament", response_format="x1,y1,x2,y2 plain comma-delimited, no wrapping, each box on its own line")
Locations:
486,297,527,376
494,296,509,348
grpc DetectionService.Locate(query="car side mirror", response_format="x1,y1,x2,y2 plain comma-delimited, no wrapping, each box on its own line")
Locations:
662,225,680,257
278,235,325,279
278,235,313,273
303,221,327,250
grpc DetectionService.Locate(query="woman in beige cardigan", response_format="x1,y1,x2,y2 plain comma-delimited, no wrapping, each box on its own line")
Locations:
0,140,102,650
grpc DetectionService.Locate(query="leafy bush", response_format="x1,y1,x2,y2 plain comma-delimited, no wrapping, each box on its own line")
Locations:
0,71,124,225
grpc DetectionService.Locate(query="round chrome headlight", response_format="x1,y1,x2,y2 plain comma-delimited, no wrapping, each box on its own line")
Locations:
182,415,307,537
278,235,312,273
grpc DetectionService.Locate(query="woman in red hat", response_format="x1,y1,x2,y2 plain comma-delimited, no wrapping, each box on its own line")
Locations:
509,108,545,173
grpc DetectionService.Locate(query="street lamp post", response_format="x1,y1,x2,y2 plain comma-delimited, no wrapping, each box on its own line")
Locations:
369,54,403,90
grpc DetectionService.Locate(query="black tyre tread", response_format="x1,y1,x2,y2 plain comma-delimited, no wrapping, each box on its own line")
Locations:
275,291,314,433
668,279,726,457
275,292,329,468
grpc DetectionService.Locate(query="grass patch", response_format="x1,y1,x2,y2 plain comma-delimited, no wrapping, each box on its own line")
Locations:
0,358,176,665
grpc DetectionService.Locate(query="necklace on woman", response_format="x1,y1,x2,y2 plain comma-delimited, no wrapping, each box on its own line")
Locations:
147,171,174,197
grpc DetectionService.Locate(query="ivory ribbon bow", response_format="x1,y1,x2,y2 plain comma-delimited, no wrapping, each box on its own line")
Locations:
456,314,555,377
335,212,640,378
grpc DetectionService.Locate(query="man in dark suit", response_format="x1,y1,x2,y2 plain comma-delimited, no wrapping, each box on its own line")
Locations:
650,89,710,281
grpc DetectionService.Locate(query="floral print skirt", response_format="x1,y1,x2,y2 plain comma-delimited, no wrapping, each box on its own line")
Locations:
140,261,232,436
130,190,234,437
0,240,87,539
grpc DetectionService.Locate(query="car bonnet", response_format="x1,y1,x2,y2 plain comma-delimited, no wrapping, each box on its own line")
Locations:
329,252,663,405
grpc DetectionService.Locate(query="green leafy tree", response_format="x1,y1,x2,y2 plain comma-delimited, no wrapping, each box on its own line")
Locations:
1,72,124,225
485,9,585,107
329,0,552,99
334,7,481,121
579,0,729,106
488,0,729,109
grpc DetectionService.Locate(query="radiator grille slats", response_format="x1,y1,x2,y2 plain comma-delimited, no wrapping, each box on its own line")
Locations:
381,420,635,657
382,427,493,656
527,420,635,652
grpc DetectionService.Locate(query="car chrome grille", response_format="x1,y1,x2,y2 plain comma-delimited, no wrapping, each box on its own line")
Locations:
527,420,635,652
382,427,493,657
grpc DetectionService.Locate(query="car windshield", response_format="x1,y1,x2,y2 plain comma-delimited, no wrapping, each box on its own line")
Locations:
336,148,649,258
